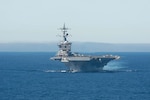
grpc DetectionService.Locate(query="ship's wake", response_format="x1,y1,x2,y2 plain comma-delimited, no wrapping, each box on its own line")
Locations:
43,69,138,73
44,69,68,73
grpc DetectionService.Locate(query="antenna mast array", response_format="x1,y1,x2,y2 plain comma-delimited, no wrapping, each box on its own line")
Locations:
59,24,69,41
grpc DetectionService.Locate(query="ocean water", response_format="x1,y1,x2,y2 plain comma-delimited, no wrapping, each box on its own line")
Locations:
0,52,150,100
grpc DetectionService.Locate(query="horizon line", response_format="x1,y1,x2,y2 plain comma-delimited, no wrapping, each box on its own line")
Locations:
0,41,150,44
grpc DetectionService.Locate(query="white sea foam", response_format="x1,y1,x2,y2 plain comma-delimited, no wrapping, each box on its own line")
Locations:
44,69,68,73
44,70,56,73
60,70,67,73
103,61,126,71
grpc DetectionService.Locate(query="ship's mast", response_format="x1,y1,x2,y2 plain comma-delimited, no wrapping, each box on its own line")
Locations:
60,24,69,41
56,24,72,57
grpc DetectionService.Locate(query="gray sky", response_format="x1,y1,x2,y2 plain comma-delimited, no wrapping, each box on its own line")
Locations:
0,0,150,43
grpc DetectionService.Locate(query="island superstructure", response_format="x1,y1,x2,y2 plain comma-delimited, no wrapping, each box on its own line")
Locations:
51,24,120,72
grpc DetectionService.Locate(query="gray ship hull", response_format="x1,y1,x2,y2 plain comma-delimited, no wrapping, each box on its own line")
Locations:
65,58,115,72
52,56,118,72
64,61,105,72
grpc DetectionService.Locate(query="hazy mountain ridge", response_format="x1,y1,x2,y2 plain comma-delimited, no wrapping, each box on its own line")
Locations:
0,42,150,52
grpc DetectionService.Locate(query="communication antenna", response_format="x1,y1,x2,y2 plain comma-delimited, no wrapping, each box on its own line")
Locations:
59,24,70,41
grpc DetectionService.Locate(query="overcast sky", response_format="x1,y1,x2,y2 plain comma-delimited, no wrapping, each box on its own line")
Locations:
0,0,150,43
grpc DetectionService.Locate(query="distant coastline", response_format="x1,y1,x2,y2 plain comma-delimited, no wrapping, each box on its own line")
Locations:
0,42,150,52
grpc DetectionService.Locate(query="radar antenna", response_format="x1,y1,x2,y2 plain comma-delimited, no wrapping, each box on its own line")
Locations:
59,24,69,41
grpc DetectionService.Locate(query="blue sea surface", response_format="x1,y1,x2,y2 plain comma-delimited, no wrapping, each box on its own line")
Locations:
0,52,150,100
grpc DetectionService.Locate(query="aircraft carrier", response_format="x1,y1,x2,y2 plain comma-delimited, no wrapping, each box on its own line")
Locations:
51,24,120,72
